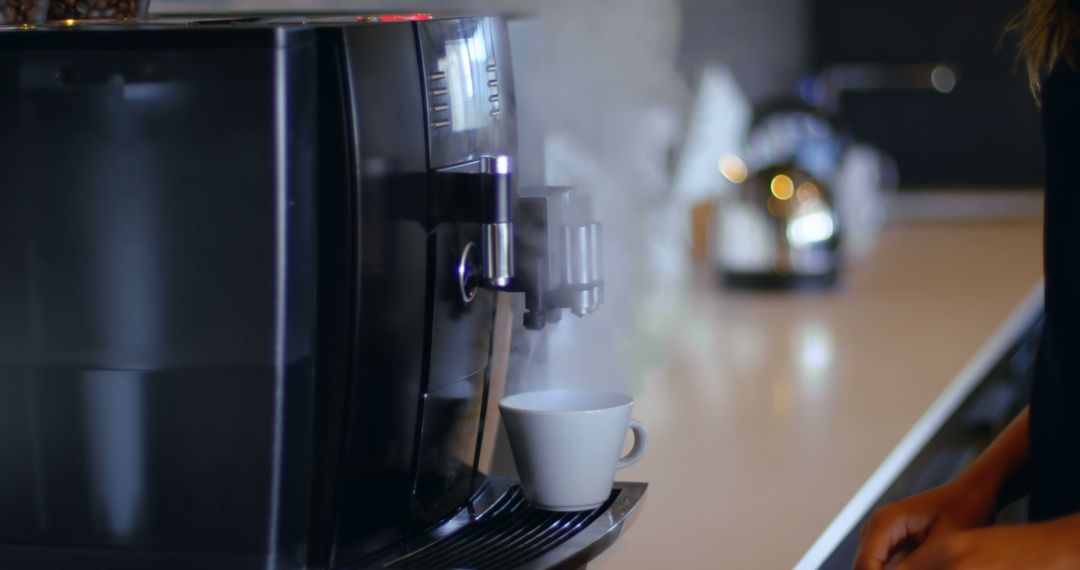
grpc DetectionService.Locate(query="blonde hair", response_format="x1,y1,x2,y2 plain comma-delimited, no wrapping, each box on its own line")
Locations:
1006,0,1080,97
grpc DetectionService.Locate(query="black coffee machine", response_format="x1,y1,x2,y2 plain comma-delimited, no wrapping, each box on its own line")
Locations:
0,12,642,570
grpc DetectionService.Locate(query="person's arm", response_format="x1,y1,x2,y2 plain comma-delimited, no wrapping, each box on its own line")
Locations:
853,408,1030,570
896,513,1080,569
948,406,1030,509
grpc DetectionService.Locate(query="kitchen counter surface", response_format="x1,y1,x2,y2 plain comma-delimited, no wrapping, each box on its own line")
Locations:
592,219,1043,569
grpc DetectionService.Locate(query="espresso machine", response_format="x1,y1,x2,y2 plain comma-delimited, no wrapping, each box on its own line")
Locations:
0,13,641,570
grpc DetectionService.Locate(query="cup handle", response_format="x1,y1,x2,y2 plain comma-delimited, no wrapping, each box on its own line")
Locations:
616,418,648,470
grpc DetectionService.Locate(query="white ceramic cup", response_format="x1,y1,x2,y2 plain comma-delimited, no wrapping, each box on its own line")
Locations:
498,389,648,512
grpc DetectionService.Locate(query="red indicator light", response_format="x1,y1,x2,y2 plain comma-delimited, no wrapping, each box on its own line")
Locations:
360,13,434,23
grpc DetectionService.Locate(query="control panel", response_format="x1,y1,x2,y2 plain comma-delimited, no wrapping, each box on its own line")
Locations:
418,17,515,169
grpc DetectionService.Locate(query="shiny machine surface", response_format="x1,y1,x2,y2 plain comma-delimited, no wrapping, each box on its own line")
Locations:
0,14,612,570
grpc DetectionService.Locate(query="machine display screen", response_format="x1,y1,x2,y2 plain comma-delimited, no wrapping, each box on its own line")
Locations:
419,18,511,168
439,27,493,133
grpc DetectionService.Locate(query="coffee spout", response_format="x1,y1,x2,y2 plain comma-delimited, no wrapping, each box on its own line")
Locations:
502,187,604,330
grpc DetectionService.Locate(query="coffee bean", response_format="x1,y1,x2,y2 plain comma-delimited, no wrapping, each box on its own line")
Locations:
46,0,142,19
1,0,45,24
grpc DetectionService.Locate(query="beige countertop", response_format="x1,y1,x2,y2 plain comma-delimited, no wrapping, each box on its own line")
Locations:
592,219,1043,570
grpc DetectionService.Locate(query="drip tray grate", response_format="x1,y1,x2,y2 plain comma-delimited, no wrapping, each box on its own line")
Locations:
373,480,646,570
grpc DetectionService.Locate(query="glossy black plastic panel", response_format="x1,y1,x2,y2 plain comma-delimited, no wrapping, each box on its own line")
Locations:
327,23,431,567
409,370,486,533
0,28,318,569
427,182,496,393
0,15,520,570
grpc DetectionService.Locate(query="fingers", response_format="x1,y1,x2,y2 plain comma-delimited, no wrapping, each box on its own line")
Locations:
854,505,933,570
895,532,969,570
895,539,945,570
923,519,957,542
853,507,906,570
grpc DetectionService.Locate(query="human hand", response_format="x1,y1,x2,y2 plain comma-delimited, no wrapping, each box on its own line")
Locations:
895,518,1080,570
853,478,999,570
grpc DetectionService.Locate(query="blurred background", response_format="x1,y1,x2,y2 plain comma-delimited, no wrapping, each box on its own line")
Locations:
153,1,1044,568
155,0,1042,388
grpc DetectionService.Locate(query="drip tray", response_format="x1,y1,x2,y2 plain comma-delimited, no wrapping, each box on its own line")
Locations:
361,479,647,570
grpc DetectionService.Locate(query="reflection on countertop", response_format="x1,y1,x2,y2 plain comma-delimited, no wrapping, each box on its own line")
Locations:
592,219,1043,570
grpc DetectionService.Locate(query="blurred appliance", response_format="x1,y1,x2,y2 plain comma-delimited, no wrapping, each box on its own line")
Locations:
717,104,842,289
0,14,638,570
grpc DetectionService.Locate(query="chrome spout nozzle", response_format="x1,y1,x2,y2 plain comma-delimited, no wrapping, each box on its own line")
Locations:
483,221,514,288
481,155,514,288
563,222,603,317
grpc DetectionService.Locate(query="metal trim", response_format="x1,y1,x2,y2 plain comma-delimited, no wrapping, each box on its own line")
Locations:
521,481,648,570
458,241,479,305
794,281,1045,570
364,478,647,569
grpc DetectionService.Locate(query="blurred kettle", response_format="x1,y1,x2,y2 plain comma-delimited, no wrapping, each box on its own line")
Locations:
715,101,843,290
717,162,839,289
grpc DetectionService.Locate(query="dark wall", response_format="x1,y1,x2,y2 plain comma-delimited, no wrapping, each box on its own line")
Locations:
811,0,1043,189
